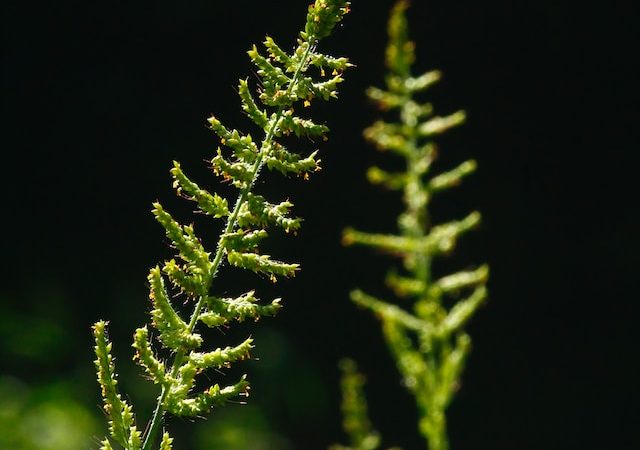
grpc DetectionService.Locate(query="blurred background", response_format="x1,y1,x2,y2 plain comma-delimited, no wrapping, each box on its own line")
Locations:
2,1,637,449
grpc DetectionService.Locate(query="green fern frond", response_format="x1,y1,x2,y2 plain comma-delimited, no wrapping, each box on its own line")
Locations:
341,2,487,450
92,1,351,449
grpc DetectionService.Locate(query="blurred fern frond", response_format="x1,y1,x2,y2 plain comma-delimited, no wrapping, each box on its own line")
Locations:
339,2,487,449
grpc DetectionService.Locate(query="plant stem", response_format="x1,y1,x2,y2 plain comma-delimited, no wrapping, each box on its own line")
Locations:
401,96,448,450
420,412,449,450
141,38,314,450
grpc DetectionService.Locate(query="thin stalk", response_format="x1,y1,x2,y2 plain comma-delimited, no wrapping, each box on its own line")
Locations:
141,38,314,450
401,95,448,449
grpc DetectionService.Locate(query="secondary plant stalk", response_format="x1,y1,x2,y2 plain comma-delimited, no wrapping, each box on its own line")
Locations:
337,2,487,449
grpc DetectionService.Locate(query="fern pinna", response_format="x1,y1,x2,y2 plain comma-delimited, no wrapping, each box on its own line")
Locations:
92,2,351,449
341,2,487,450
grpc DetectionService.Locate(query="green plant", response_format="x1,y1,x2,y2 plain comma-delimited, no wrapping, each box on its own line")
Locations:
339,2,488,449
329,359,399,450
92,2,351,449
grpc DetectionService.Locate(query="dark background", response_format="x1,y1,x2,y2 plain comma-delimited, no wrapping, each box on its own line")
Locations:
2,1,638,449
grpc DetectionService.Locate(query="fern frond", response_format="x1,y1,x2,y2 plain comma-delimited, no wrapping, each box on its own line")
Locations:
341,2,487,450
92,1,351,448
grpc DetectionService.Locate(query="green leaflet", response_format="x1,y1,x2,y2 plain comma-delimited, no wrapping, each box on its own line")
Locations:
152,203,212,276
165,376,250,417
159,433,173,450
220,229,268,252
92,2,350,449
265,144,320,176
132,327,170,388
237,193,302,233
92,321,141,449
171,162,229,218
188,338,254,370
339,2,487,450
148,266,202,351
227,250,300,279
278,110,329,138
238,78,269,129
100,439,114,450
199,291,282,327
162,259,204,298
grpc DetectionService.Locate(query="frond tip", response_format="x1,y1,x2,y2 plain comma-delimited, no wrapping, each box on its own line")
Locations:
304,0,351,41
